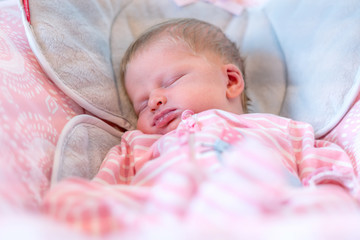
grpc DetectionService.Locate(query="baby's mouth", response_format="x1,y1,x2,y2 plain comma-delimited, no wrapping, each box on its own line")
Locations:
152,108,179,128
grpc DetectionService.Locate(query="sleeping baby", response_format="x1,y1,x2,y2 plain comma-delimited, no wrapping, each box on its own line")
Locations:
44,18,360,235
103,18,356,187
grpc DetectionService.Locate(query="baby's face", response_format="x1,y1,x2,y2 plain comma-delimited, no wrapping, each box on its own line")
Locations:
125,41,237,135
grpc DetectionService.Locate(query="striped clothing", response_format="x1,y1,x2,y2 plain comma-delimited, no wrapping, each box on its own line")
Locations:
95,109,354,187
44,110,360,235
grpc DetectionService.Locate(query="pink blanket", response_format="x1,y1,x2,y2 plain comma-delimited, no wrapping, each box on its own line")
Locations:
44,110,360,236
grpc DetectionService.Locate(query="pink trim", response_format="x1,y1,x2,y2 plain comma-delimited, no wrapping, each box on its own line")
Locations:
23,0,30,23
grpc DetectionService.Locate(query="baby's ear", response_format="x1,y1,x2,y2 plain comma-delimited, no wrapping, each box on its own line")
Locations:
224,64,244,99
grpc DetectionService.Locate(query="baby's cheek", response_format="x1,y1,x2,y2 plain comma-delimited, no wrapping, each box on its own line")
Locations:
136,117,149,133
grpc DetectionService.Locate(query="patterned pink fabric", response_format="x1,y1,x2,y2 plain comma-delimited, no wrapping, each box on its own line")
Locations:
0,3,84,211
44,110,360,235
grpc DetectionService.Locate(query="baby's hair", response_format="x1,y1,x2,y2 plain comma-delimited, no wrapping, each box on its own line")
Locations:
121,18,247,112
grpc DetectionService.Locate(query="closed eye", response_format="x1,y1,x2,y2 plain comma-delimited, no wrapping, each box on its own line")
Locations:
136,101,148,115
163,74,185,88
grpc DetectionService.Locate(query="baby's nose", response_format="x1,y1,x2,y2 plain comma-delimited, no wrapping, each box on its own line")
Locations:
149,94,167,112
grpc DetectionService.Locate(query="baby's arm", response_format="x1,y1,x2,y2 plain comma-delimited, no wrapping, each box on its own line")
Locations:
287,119,356,190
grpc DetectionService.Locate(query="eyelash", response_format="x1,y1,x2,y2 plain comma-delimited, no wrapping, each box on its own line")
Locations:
163,74,184,88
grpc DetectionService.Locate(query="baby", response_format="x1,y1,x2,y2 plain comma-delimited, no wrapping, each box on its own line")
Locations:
102,18,355,187
44,18,359,234
121,18,247,135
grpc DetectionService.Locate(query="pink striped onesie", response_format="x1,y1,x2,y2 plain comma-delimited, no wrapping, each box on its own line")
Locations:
44,109,360,235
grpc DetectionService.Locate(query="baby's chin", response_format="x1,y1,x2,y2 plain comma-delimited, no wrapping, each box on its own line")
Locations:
158,117,182,135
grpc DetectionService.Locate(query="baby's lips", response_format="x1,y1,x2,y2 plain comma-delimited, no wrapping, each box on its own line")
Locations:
153,108,178,128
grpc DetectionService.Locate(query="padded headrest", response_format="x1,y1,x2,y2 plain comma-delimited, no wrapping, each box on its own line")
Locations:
20,0,360,138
